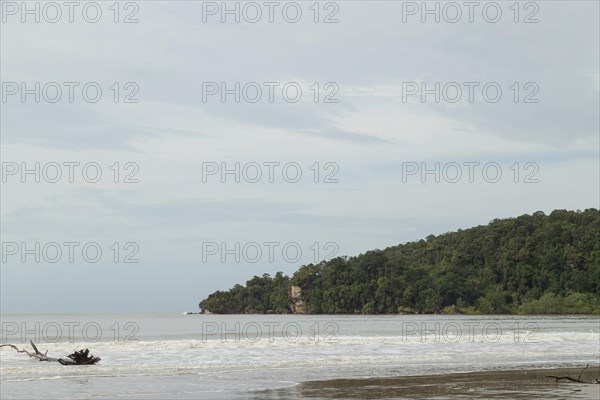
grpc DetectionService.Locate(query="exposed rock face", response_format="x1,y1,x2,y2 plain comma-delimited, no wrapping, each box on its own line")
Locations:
289,285,305,314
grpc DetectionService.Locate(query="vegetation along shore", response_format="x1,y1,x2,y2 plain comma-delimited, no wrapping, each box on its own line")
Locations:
199,209,600,315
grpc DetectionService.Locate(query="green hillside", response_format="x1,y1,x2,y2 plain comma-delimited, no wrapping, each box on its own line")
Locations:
199,209,600,314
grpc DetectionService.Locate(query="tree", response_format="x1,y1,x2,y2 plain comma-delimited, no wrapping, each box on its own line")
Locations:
199,209,600,315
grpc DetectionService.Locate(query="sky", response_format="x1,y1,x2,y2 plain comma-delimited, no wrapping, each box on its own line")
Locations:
0,0,598,312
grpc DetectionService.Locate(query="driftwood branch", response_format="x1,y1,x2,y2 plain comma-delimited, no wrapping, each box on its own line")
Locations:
577,364,590,381
0,340,57,362
0,341,100,365
546,364,599,384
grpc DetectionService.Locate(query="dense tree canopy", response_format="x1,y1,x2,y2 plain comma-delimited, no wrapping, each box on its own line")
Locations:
199,209,600,314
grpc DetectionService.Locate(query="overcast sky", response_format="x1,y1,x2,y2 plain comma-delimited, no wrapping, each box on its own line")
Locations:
1,1,598,312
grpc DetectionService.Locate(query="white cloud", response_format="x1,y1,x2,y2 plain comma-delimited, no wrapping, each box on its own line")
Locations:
1,1,598,312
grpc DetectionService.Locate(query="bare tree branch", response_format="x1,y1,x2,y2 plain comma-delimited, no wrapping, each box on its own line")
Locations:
0,341,57,362
0,341,99,365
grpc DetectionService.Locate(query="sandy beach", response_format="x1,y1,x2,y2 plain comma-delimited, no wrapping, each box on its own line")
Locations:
260,367,600,400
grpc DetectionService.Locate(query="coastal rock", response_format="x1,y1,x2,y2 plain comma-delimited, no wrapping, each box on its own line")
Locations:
289,285,305,314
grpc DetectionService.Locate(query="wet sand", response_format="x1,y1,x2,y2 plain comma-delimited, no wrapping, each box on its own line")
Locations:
257,367,600,399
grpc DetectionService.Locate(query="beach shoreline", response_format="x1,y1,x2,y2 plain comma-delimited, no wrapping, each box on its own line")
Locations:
262,367,600,399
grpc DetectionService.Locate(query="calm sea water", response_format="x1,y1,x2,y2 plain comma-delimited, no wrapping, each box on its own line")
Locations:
1,314,598,399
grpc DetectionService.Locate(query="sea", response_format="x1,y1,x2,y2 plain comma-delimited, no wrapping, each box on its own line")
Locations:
0,314,598,399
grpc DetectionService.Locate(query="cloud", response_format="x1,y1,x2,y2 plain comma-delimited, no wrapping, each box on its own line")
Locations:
1,1,598,311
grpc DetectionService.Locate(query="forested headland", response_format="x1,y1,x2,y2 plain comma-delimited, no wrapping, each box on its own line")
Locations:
199,209,600,315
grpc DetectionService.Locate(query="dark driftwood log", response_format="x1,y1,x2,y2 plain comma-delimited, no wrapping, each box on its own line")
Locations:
0,341,100,365
546,364,599,384
58,348,101,365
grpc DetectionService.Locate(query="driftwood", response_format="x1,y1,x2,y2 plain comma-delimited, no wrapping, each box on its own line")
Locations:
547,365,599,384
0,340,100,365
58,348,101,365
0,341,57,362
